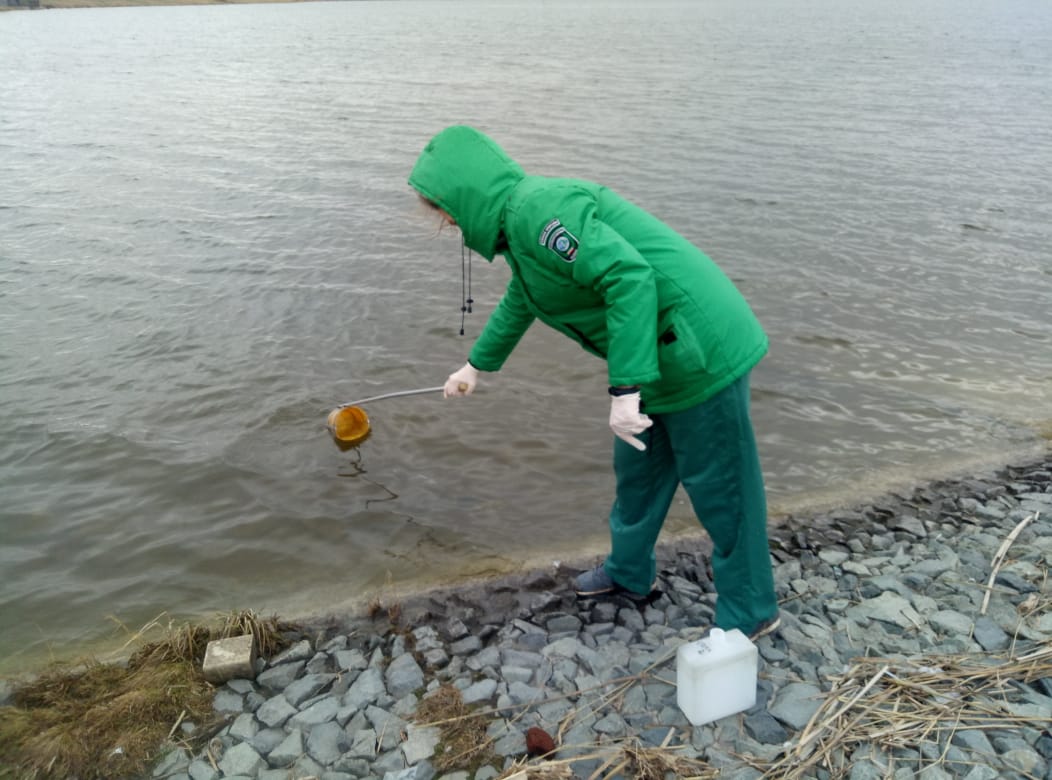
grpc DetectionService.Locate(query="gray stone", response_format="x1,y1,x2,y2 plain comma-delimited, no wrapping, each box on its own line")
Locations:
1037,732,1052,759
507,681,544,705
369,748,404,774
412,625,443,650
996,570,1038,594
929,610,973,636
249,727,286,756
334,649,368,672
244,691,266,714
593,712,627,736
461,678,498,705
307,720,350,764
332,757,372,776
365,705,407,752
384,763,435,780
187,759,218,780
225,678,256,695
1002,746,1044,775
227,712,259,742
392,691,420,718
268,728,303,768
306,652,332,675
442,617,469,640
386,654,425,699
891,515,927,537
257,660,306,693
256,694,297,728
972,615,1010,651
848,760,886,780
950,728,994,755
491,728,525,757
540,636,581,660
975,503,1007,521
217,743,263,777
322,634,349,652
546,614,582,633
841,561,871,576
915,766,952,780
449,635,482,655
863,575,915,600
656,705,689,727
343,667,386,710
423,648,449,669
818,549,850,566
909,557,958,578
285,673,336,707
501,648,544,668
270,639,314,666
292,755,326,777
768,682,824,730
212,688,244,714
465,645,501,672
744,711,789,744
289,696,340,728
536,697,574,724
847,591,923,630
152,747,190,777
500,665,534,685
589,641,631,677
402,723,441,764
618,608,646,633
346,728,378,759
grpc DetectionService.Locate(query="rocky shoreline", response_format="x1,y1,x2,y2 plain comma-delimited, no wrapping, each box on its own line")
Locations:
157,454,1051,780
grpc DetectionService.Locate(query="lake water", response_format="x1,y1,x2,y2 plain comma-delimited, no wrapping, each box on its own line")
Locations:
1,0,1050,673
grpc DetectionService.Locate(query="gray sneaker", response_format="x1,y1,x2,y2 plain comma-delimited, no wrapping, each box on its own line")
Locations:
747,613,782,641
573,565,655,598
573,565,620,596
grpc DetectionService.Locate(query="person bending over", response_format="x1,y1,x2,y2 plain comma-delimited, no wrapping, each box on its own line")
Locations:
409,125,780,640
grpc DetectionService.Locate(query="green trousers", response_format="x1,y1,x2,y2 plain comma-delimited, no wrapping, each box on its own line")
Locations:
603,373,778,635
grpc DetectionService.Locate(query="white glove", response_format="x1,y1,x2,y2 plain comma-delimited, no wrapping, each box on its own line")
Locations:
444,362,479,398
609,392,652,451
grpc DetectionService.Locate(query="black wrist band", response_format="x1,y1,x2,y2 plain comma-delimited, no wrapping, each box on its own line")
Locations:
608,386,640,397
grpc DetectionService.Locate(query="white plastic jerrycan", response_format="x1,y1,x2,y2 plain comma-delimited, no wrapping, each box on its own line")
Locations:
676,627,758,726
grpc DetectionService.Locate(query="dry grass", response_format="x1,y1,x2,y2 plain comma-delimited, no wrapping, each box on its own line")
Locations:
492,739,718,780
366,596,402,627
414,684,496,774
495,763,575,780
758,642,1052,779
0,610,289,780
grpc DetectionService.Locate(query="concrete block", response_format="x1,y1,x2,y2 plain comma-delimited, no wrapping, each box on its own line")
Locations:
202,634,257,683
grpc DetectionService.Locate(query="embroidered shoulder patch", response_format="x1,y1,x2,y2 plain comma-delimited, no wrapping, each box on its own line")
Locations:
538,218,579,263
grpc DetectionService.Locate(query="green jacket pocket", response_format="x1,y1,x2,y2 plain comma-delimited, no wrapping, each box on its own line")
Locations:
656,308,706,381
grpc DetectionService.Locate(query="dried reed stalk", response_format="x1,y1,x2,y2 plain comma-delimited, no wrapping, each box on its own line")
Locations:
760,643,1052,779
980,510,1039,615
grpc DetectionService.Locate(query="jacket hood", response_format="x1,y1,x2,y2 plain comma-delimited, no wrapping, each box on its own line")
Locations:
409,126,525,261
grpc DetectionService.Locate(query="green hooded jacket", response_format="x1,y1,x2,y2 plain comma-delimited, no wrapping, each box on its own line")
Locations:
409,125,768,414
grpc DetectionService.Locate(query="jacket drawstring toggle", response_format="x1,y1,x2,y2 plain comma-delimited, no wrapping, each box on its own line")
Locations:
460,236,474,336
